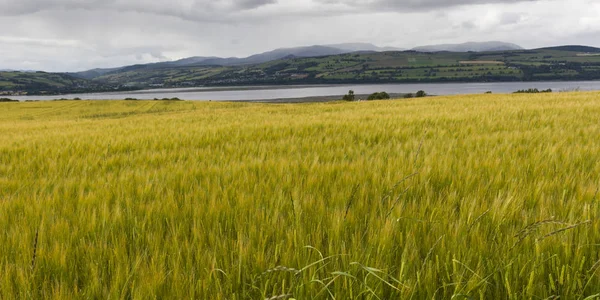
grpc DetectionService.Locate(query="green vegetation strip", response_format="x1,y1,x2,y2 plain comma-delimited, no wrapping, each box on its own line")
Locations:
1,93,600,298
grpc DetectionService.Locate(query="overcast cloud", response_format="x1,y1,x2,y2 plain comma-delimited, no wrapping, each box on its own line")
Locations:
0,0,598,72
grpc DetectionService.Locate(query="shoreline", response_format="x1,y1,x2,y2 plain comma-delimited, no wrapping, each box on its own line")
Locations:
5,80,599,102
6,79,600,97
237,93,407,103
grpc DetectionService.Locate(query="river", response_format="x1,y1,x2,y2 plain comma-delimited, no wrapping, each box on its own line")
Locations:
9,81,600,102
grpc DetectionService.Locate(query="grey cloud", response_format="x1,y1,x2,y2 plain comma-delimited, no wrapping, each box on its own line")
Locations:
0,0,598,72
462,21,476,29
0,0,541,23
499,12,524,25
0,0,277,19
0,36,83,48
236,0,277,9
316,0,540,11
96,45,174,60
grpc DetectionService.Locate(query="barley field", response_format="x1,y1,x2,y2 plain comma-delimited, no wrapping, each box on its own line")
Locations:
1,93,600,299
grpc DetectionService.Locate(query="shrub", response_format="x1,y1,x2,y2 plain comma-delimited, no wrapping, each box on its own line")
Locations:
367,92,391,101
514,88,552,94
416,90,427,98
559,87,580,93
342,90,355,101
404,93,414,99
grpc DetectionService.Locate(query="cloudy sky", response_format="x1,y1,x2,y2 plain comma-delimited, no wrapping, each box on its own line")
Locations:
0,0,598,72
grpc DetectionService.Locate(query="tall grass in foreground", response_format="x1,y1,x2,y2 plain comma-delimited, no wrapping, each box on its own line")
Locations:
1,93,600,299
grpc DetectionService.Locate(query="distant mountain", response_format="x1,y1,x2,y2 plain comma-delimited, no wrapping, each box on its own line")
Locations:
69,67,122,80
325,43,404,52
90,47,600,88
176,45,350,66
8,46,600,95
72,43,401,79
413,41,523,52
198,44,404,66
538,45,600,53
237,45,347,64
168,56,222,66
0,69,38,72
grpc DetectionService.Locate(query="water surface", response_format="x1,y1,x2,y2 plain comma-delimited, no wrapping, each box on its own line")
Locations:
10,81,600,101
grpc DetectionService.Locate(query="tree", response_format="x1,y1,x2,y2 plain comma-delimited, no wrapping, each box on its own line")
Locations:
343,90,355,101
367,92,391,100
416,90,427,98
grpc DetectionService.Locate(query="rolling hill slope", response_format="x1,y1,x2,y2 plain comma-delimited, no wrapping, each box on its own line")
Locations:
70,43,394,79
0,71,133,95
4,45,600,95
0,71,93,93
413,41,523,52
70,41,522,80
90,47,600,88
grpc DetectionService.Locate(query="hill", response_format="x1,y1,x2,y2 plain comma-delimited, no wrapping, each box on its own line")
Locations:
326,42,405,52
71,42,519,80
6,45,600,95
538,45,600,53
71,43,403,79
413,41,523,52
0,71,94,94
68,68,122,80
90,47,600,88
228,45,348,65
0,71,133,95
158,45,349,67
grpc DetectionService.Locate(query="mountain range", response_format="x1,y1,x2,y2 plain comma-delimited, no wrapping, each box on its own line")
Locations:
70,41,520,79
413,41,523,52
0,69,37,72
5,42,600,96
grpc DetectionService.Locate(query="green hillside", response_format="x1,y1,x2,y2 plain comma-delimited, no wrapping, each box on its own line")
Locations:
3,47,600,95
0,71,108,95
92,48,600,88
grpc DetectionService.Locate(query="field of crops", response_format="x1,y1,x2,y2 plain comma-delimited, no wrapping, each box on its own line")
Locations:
1,93,600,299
